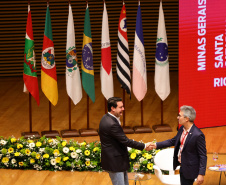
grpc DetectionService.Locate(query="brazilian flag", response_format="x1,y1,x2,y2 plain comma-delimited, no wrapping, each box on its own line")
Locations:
81,5,95,103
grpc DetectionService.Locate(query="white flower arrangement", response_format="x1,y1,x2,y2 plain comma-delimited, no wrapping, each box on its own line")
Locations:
0,136,159,173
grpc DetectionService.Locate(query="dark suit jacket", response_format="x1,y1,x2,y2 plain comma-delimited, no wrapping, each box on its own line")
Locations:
99,113,145,172
156,124,207,179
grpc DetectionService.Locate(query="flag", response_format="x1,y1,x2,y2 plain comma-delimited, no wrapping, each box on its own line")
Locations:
154,1,170,101
116,2,131,96
132,2,147,101
66,4,82,105
41,4,58,106
23,4,40,106
82,4,95,103
101,2,114,100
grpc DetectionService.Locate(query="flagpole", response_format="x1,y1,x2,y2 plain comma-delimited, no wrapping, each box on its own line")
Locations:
22,93,40,138
123,89,125,127
161,100,163,125
41,0,59,138
152,99,172,132
132,0,151,133
121,88,133,133
122,0,125,128
61,97,80,137
29,93,32,132
80,94,98,136
69,97,72,130
21,0,40,139
79,0,98,136
49,101,52,131
61,0,80,138
87,94,89,129
152,0,172,133
141,100,143,127
105,98,107,114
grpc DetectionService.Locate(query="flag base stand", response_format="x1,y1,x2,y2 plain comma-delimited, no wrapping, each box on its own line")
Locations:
21,131,40,139
61,129,80,138
152,124,172,133
41,130,60,138
79,129,98,137
133,126,152,133
122,126,134,134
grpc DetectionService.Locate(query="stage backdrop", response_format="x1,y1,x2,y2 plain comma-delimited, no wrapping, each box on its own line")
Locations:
179,0,226,128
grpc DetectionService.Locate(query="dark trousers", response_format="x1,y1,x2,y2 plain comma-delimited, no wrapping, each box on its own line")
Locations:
180,170,195,185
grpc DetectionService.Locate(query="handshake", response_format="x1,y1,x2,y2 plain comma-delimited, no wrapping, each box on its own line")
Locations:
144,142,157,151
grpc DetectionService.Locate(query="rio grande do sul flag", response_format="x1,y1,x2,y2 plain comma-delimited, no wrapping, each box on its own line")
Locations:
82,4,95,103
132,2,147,102
23,4,40,106
66,4,82,105
116,2,131,96
41,4,58,106
154,1,170,101
100,2,114,100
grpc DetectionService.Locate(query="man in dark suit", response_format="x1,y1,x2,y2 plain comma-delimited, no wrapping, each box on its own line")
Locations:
99,97,150,185
150,105,207,185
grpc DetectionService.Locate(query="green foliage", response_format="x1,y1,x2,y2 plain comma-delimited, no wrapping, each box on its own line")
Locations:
0,136,159,173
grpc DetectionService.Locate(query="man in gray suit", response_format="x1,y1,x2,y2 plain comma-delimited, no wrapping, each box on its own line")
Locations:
149,105,207,185
99,97,150,185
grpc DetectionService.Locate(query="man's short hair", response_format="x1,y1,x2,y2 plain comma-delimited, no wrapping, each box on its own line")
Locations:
107,97,122,112
180,105,196,122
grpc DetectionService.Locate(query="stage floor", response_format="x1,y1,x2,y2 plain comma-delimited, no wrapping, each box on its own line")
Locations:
0,72,225,153
0,72,226,184
0,153,225,185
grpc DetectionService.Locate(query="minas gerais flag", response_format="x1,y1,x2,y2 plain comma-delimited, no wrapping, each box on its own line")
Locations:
41,4,58,106
23,4,40,106
66,4,82,105
82,4,95,103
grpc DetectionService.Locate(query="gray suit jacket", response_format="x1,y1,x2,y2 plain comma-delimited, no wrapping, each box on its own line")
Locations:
99,113,145,172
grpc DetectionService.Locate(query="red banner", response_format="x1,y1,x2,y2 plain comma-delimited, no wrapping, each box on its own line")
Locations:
179,0,226,128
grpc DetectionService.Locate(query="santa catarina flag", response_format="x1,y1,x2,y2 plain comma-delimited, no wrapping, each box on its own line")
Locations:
116,2,131,96
66,4,82,105
82,4,95,103
132,2,147,101
154,1,170,101
23,4,40,106
41,4,58,106
100,2,114,100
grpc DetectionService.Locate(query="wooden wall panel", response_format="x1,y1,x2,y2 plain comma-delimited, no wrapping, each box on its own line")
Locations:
0,0,178,77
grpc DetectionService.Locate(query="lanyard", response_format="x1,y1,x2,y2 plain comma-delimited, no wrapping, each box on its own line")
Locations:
180,131,189,147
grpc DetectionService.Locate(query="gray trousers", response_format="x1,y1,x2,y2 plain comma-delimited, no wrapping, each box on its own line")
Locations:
108,171,129,185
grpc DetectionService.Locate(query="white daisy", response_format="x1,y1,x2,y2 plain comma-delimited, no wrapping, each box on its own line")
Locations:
29,143,35,148
34,164,39,168
63,147,69,154
52,139,58,145
50,159,56,166
39,148,45,153
11,158,16,164
139,157,145,163
0,140,7,145
71,152,78,159
76,149,82,153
